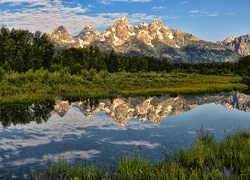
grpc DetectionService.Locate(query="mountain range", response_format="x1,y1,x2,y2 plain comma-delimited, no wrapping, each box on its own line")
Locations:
217,34,250,56
48,16,249,63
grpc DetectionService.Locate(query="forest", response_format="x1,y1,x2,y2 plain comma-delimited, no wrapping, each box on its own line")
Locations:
0,26,250,102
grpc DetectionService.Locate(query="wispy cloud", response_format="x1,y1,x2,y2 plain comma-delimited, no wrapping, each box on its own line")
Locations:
0,0,91,33
129,13,168,23
0,0,164,35
207,13,219,17
151,6,166,11
181,0,189,5
131,0,152,2
189,10,200,13
99,0,152,4
0,0,50,6
99,0,127,5
187,10,219,18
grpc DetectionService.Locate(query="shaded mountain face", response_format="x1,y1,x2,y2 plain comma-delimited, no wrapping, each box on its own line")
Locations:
217,34,250,56
53,92,250,127
48,16,241,63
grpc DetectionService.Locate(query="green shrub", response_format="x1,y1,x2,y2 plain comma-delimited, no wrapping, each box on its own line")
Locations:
0,66,5,80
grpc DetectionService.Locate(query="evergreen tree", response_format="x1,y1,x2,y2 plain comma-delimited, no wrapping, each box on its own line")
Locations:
14,50,25,73
0,26,10,65
106,49,118,72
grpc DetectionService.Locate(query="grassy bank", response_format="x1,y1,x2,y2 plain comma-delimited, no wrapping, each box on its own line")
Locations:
25,129,250,180
0,69,248,103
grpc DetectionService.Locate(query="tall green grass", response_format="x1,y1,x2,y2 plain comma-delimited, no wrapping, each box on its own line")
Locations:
29,129,250,180
0,70,248,103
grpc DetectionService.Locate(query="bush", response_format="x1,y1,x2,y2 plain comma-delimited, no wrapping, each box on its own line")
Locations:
50,64,63,72
70,63,83,75
0,67,5,80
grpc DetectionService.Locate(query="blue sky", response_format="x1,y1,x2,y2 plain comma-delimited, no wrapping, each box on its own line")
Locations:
0,0,249,42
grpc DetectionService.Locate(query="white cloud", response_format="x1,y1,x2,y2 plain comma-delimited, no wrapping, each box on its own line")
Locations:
207,13,218,17
151,6,166,10
189,10,200,13
131,0,152,2
181,1,189,5
0,0,40,3
129,13,168,24
99,0,151,4
0,0,165,35
187,9,219,18
0,0,50,6
99,0,111,5
0,0,92,34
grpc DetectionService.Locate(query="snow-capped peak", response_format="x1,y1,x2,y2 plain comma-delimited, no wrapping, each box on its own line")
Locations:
81,25,99,35
225,35,238,43
138,22,149,28
113,16,129,26
120,16,128,21
49,16,201,53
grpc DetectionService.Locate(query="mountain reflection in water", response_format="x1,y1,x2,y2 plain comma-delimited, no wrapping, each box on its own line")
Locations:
0,92,250,178
53,92,250,127
0,92,250,128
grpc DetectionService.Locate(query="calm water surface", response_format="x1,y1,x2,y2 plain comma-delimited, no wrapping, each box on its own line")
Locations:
0,92,250,178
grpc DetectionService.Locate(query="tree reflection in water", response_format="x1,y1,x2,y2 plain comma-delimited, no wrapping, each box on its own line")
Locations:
0,101,55,128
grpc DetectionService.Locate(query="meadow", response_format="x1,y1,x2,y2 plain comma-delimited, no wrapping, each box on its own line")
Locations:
0,68,247,103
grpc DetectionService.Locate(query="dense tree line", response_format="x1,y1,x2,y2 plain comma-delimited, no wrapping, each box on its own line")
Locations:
50,47,250,76
1,26,250,76
0,26,54,72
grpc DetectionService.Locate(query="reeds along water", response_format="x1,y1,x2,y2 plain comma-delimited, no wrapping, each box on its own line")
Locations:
29,129,250,180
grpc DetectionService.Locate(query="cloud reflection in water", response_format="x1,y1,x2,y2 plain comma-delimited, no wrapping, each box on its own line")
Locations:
1,92,250,178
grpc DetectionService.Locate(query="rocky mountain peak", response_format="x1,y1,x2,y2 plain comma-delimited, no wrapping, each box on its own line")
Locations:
110,16,134,33
49,25,76,47
50,25,68,36
150,20,163,27
74,25,99,47
217,34,250,56
134,22,153,47
82,25,98,32
114,16,129,25
97,15,135,46
148,19,168,40
137,22,149,30
225,35,238,43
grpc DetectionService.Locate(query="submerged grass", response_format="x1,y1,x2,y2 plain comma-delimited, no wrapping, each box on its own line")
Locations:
0,70,248,103
30,129,250,180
